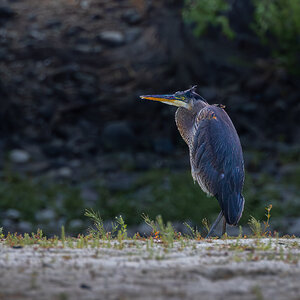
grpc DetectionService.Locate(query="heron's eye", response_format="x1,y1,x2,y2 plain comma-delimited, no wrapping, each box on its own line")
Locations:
175,92,186,101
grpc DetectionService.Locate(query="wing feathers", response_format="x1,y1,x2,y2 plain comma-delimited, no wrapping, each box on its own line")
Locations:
190,106,244,225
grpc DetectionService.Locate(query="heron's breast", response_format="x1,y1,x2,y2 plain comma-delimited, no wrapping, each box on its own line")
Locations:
175,107,196,146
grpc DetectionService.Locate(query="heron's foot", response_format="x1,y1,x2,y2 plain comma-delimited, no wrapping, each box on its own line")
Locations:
206,211,224,238
222,217,227,236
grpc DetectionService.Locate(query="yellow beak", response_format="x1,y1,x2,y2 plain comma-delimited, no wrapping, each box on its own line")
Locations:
140,94,189,109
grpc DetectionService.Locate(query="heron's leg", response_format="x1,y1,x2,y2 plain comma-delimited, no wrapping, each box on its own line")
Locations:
206,211,224,238
222,217,227,236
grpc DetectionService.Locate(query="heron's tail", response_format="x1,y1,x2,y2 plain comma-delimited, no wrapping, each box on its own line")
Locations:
221,193,245,226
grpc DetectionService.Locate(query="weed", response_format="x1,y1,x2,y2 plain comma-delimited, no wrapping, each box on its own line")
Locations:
183,0,234,39
248,205,273,237
279,245,284,260
67,237,74,249
183,222,201,239
252,0,300,71
142,214,175,248
1,165,299,233
85,208,106,238
291,241,299,248
251,285,264,300
117,231,124,250
233,253,243,262
263,204,272,234
115,215,127,240
30,271,38,289
202,218,210,235
142,213,158,233
238,226,243,238
61,226,65,248
183,0,300,72
248,216,262,237
84,208,124,240
58,293,68,300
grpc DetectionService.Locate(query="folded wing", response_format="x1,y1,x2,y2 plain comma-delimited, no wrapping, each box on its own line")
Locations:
190,106,245,225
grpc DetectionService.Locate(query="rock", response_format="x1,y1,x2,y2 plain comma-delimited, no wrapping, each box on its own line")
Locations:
116,152,136,170
79,87,96,99
101,121,135,150
18,221,33,233
122,9,142,25
0,6,16,19
172,221,194,235
53,64,80,81
97,31,125,46
29,30,45,41
103,220,116,233
74,45,102,54
246,75,267,92
97,155,119,172
43,140,65,157
91,14,103,21
135,153,154,170
22,162,50,174
10,149,30,164
105,173,138,192
69,160,81,168
280,164,300,178
239,102,257,112
136,223,152,236
73,72,95,85
80,188,98,203
2,219,14,231
80,0,90,9
125,28,142,43
57,167,72,178
0,48,7,60
288,218,300,236
57,217,66,229
264,84,281,100
80,283,92,290
27,13,37,22
131,186,153,203
74,44,92,54
153,138,174,154
227,225,252,237
75,37,90,45
45,20,62,29
65,26,84,37
35,209,56,223
6,209,21,220
69,219,84,231
199,86,218,100
12,245,23,249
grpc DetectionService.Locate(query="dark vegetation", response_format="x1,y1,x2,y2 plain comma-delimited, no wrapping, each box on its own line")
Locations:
0,0,299,236
184,0,300,71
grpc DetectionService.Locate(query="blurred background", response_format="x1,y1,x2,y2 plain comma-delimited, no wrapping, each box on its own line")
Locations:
0,0,299,236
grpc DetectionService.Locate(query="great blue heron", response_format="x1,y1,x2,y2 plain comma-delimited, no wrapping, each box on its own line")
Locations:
140,86,245,237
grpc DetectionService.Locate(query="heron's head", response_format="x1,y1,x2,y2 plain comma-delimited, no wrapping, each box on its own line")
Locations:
140,86,205,110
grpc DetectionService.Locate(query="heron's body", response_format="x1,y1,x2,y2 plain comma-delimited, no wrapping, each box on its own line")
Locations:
176,103,244,225
140,86,245,236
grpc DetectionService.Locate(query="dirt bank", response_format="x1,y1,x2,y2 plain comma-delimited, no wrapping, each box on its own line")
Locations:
0,238,299,300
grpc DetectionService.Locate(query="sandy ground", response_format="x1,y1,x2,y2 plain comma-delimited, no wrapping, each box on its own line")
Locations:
0,238,300,300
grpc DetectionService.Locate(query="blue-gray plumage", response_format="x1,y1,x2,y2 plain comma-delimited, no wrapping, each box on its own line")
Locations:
140,86,245,237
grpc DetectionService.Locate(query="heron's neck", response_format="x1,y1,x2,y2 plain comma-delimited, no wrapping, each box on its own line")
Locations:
175,101,206,146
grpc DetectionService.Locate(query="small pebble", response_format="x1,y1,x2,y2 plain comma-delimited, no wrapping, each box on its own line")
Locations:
10,149,30,164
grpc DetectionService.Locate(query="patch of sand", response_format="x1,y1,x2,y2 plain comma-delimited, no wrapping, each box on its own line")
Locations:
0,239,299,300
